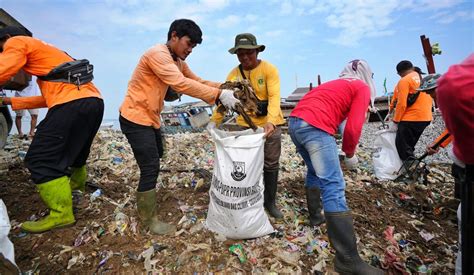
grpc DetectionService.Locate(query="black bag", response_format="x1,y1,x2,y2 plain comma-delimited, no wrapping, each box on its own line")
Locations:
407,92,420,107
164,87,182,102
238,65,268,117
38,59,93,89
256,101,268,116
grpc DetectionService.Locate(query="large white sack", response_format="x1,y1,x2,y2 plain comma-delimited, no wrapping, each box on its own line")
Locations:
0,199,16,267
205,128,274,239
373,129,403,180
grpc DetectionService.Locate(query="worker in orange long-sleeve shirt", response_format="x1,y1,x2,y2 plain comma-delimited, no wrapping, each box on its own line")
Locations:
119,19,239,235
391,60,433,161
0,27,104,233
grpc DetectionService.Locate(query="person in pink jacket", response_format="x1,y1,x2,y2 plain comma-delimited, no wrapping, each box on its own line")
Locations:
289,60,382,275
437,54,474,275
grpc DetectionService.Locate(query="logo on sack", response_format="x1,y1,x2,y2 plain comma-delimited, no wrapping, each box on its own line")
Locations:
231,161,246,181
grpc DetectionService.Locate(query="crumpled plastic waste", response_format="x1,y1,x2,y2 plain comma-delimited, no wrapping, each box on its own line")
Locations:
67,253,85,270
229,244,247,263
419,230,435,242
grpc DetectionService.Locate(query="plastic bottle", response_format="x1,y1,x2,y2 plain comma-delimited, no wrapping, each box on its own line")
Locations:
90,189,102,201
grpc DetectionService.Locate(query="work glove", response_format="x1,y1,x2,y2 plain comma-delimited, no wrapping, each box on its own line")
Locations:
448,146,465,168
219,89,240,110
206,121,216,133
344,155,358,170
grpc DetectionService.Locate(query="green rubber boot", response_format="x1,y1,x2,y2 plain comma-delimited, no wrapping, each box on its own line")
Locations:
21,176,76,233
137,190,176,235
70,165,87,192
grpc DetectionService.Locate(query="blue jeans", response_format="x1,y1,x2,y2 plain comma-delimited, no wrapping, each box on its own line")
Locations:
288,117,349,212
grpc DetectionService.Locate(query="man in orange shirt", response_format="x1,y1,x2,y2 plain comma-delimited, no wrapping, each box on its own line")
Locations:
391,60,432,161
119,19,239,235
0,26,104,233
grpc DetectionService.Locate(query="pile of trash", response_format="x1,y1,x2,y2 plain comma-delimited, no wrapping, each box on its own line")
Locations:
0,125,458,273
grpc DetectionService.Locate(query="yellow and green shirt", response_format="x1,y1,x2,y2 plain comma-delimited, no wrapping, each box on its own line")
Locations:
211,60,285,127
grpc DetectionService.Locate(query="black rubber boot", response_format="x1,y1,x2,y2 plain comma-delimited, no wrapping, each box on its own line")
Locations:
306,186,325,226
264,170,283,219
326,211,384,275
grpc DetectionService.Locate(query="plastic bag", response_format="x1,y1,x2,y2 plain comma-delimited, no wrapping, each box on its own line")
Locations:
205,128,274,239
0,200,17,267
372,129,403,180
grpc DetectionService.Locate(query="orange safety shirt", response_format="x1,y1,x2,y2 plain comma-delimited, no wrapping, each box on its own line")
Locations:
0,36,101,110
120,44,220,129
393,71,432,122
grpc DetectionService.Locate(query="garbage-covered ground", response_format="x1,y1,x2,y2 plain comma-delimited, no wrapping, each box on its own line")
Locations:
0,116,459,274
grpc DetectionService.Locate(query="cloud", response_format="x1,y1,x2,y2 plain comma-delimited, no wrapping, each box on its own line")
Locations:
417,0,463,10
99,0,231,32
280,0,293,15
215,14,258,28
216,15,241,28
264,30,284,38
282,0,465,47
321,0,400,46
199,0,230,9
435,10,474,24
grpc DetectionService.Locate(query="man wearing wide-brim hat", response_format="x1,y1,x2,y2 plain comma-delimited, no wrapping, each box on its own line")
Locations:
208,33,287,219
227,33,266,54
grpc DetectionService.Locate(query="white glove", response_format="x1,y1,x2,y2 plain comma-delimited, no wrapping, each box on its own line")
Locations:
448,146,465,168
219,89,240,109
389,122,398,131
344,155,358,170
206,121,216,133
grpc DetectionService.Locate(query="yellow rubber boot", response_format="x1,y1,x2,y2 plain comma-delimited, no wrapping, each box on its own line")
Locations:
70,165,87,192
21,176,76,233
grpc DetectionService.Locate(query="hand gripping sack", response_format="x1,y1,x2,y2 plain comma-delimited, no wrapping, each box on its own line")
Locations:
205,128,274,239
372,129,403,180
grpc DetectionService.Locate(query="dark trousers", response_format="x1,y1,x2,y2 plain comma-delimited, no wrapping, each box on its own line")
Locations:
119,115,164,192
25,98,104,184
395,121,430,161
461,165,473,274
263,126,282,172
452,163,464,200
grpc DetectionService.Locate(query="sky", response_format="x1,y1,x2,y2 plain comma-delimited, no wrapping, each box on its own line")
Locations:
1,0,473,120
